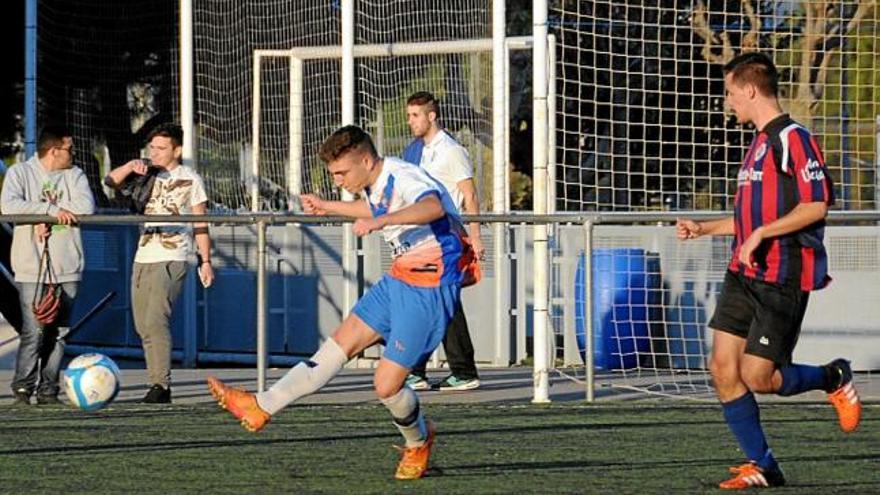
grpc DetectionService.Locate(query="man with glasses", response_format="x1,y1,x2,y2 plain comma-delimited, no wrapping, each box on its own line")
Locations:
1,124,95,405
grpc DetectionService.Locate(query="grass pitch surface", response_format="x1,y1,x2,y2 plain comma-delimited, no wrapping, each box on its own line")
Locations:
1,402,876,494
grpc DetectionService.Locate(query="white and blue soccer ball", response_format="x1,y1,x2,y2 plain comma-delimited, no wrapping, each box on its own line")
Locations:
62,353,121,411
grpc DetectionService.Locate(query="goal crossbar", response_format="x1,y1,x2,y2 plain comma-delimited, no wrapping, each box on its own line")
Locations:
250,36,535,208
254,36,533,61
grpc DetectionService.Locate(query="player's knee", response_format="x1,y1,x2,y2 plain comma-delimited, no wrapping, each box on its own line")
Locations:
373,373,403,400
709,355,737,384
740,368,774,393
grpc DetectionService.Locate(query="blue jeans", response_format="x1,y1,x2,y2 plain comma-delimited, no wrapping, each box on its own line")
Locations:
11,282,78,397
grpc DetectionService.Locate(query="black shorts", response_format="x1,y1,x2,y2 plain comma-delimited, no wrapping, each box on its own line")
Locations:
708,270,809,366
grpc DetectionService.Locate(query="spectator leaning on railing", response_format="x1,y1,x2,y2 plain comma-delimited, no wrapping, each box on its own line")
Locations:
0,124,95,406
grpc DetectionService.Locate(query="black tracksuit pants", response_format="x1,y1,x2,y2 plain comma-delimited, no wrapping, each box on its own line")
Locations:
412,302,478,380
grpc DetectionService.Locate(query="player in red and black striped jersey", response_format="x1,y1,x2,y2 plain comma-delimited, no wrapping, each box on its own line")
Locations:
676,52,861,490
729,112,834,291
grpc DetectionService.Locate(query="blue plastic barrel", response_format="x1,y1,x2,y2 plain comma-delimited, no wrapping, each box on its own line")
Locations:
574,248,661,370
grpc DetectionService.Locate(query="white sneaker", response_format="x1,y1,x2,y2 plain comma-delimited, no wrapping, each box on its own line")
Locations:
436,375,480,391
405,374,430,391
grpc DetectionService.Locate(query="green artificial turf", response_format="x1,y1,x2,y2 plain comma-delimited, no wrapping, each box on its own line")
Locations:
1,402,876,494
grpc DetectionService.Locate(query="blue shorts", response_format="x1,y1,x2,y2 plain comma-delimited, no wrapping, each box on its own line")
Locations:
353,274,460,369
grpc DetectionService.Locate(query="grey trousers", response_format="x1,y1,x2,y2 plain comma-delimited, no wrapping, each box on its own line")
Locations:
12,281,78,397
132,261,187,388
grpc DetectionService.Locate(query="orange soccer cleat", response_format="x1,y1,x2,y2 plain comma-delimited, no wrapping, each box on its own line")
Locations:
394,420,436,480
207,376,271,433
827,359,861,433
719,462,786,490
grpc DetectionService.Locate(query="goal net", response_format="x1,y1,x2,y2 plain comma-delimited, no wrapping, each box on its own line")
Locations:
36,0,180,206
550,0,879,399
552,0,879,212
195,1,494,211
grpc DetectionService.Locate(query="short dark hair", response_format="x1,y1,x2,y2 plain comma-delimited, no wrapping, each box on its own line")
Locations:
318,125,378,164
723,52,779,97
147,123,184,148
36,124,72,157
406,91,440,117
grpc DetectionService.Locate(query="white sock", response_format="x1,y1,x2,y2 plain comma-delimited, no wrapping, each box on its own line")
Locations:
255,338,348,415
380,386,428,448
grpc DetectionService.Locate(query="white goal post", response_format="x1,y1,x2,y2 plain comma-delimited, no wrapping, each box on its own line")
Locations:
249,35,540,210
250,33,562,401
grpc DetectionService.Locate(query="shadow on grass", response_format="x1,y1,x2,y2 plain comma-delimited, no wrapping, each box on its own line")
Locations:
435,451,880,476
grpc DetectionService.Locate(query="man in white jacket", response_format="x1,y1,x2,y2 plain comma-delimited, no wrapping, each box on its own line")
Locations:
402,92,483,391
1,124,95,405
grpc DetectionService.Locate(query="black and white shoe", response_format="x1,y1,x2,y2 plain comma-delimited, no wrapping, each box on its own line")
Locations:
142,384,172,404
12,388,31,406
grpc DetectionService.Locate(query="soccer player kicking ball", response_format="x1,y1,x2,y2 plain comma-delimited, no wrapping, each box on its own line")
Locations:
677,52,861,490
207,125,475,480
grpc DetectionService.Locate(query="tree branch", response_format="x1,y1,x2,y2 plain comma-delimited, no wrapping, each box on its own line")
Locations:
691,0,735,64
741,0,760,51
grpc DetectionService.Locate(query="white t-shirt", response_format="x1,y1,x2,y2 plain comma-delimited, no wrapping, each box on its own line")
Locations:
134,165,208,263
417,130,474,211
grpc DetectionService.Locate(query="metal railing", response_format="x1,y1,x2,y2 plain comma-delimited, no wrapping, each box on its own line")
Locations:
2,210,878,398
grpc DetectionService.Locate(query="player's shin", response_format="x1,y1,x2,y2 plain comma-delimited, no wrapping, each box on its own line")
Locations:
722,391,778,471
255,338,348,414
381,385,429,447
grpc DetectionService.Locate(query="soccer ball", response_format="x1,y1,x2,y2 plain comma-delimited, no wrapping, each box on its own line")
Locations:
62,353,121,411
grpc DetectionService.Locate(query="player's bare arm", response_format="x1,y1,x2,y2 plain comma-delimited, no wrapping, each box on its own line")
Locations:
300,193,372,219
738,201,828,267
676,217,734,240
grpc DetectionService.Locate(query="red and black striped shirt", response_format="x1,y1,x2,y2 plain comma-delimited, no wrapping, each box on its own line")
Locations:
729,114,835,291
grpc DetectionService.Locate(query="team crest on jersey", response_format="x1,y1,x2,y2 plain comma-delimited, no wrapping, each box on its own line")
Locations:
754,142,767,162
